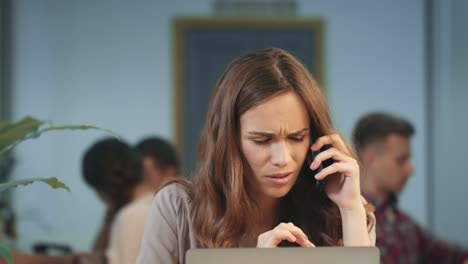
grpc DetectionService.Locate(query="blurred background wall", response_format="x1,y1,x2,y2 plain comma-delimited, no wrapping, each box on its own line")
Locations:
0,0,466,253
431,0,468,248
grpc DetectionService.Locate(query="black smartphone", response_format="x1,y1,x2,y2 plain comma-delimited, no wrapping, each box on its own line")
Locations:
307,129,334,193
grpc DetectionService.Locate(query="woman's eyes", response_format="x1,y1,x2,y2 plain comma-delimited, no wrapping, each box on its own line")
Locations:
252,136,305,145
253,138,271,145
289,136,305,142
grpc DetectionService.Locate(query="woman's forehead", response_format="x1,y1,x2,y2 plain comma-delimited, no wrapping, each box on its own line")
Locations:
239,92,309,131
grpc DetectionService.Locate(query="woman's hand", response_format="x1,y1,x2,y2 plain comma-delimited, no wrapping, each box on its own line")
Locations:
310,134,370,246
310,134,362,211
257,222,315,248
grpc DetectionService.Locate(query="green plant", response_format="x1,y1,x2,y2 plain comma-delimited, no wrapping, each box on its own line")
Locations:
0,116,117,264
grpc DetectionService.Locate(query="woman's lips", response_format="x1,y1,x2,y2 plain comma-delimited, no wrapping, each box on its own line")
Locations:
265,172,293,185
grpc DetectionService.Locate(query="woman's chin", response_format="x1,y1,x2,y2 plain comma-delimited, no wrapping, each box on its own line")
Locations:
265,185,293,199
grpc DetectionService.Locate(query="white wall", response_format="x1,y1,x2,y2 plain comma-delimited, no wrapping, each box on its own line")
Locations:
432,0,468,246
11,0,427,252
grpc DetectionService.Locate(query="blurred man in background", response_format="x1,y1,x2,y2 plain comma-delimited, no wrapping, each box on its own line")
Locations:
135,136,179,191
353,112,468,263
105,136,179,264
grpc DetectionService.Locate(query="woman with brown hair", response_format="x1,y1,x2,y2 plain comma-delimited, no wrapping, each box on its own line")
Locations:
137,48,375,264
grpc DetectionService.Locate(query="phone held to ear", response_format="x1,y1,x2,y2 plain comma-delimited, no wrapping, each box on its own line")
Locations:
307,131,334,193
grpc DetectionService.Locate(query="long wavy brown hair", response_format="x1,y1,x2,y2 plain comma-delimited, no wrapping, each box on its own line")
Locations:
188,48,360,248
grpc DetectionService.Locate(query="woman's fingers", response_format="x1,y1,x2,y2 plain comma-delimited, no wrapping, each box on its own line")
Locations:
257,222,315,248
311,133,350,155
308,134,362,211
282,223,315,248
310,147,355,170
314,163,349,181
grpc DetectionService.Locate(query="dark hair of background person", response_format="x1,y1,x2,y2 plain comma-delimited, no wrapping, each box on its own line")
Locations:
82,137,142,206
352,112,415,156
135,137,179,173
82,137,142,251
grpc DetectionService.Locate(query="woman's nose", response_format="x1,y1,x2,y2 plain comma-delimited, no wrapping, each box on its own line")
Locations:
271,141,291,168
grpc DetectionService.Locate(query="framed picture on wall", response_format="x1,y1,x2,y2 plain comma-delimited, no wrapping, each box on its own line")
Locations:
173,18,324,174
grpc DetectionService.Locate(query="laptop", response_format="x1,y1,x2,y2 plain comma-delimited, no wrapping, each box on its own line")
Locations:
186,247,380,264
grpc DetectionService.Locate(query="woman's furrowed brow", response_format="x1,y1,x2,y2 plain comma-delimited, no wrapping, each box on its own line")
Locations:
289,128,310,135
247,128,310,136
247,131,275,136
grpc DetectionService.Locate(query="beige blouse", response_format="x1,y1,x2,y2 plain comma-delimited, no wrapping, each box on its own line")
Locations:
106,192,154,264
136,183,376,264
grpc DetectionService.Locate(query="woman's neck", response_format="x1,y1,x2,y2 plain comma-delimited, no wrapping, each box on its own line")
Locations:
250,193,281,234
131,184,156,201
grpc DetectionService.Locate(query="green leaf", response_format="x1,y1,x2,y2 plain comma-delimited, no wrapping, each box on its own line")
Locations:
0,242,12,264
0,116,44,154
0,177,70,193
41,124,120,139
0,116,120,156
